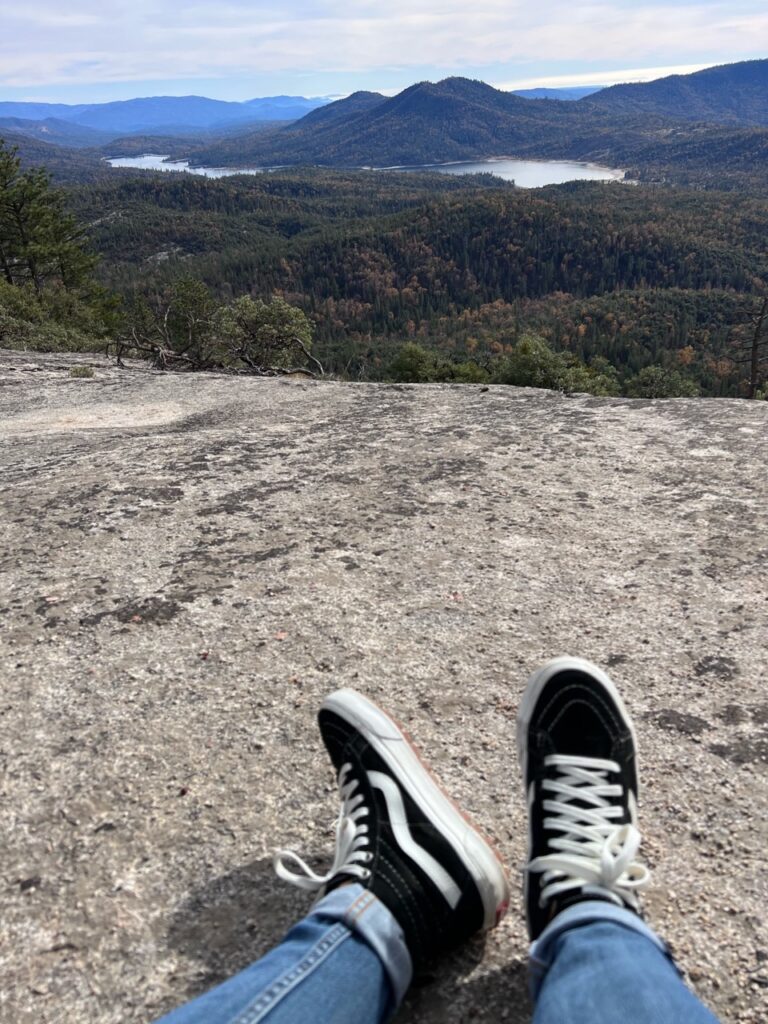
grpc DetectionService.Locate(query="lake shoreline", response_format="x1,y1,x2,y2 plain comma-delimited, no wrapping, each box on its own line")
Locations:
105,154,627,187
370,155,626,180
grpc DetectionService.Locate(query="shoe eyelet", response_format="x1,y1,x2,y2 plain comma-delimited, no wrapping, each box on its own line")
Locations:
362,868,372,880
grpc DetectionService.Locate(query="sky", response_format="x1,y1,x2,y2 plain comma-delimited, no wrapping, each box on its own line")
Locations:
1,0,767,104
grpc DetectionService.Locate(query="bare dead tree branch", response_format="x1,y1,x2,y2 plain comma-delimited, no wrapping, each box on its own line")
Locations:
292,336,324,376
747,297,768,398
266,362,317,374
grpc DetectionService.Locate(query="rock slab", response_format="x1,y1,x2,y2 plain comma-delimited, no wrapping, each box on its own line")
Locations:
1,349,767,1023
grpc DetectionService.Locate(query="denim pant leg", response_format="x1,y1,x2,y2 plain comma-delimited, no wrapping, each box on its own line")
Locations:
530,901,721,1024
155,885,412,1024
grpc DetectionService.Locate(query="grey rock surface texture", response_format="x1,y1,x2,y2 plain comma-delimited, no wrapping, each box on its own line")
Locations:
1,348,767,1024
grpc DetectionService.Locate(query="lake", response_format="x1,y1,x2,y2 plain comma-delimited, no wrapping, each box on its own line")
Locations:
387,158,626,187
105,154,625,187
106,155,252,179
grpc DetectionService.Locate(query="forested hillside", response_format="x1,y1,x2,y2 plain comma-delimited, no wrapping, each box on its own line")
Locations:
0,117,118,148
2,131,107,183
58,167,768,395
586,59,768,125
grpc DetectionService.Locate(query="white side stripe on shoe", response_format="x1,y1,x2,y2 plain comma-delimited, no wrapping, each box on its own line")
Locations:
367,770,462,909
628,790,639,826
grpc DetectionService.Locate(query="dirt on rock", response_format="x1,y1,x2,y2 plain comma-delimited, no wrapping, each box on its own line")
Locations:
1,349,767,1023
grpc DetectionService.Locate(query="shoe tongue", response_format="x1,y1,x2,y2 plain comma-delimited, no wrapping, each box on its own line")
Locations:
544,754,617,824
546,778,601,822
550,707,613,760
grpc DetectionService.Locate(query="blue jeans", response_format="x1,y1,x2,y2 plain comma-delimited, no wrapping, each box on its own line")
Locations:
155,886,720,1024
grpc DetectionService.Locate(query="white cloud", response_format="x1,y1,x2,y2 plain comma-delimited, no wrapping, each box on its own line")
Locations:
494,63,721,90
0,0,766,88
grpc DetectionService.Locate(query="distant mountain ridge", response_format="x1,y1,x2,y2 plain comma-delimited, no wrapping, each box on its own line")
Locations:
189,78,588,167
0,95,330,135
0,116,117,148
295,91,386,128
5,59,767,150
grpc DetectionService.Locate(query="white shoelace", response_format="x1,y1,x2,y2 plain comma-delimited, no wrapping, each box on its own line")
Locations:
528,753,650,910
273,762,372,892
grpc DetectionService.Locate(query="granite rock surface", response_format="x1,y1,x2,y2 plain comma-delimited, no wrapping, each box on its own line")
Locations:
1,349,767,1023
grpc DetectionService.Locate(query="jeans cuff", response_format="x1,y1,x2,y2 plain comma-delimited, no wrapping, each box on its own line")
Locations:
312,884,413,1006
529,900,668,998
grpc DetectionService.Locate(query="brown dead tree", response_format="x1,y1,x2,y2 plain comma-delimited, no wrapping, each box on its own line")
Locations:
732,296,768,399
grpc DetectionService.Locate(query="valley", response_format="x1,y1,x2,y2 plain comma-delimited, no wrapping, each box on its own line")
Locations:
2,58,768,398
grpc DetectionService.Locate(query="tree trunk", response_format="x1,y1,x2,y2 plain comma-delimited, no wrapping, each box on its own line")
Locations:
0,243,14,285
749,297,768,399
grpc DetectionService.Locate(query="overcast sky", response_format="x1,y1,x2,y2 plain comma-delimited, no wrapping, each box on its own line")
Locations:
1,0,766,103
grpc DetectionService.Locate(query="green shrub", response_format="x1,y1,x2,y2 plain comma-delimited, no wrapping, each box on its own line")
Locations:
625,365,700,398
492,335,620,396
447,360,490,384
389,343,491,384
389,343,439,382
121,288,316,372
214,294,314,370
69,365,95,378
0,279,110,353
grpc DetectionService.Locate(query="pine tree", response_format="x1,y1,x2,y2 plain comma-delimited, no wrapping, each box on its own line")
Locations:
0,138,95,294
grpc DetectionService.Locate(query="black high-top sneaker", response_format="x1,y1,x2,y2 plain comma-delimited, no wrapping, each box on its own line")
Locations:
517,656,651,941
274,689,510,971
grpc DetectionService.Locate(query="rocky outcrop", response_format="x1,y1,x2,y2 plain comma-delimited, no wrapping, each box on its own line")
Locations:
1,349,766,1023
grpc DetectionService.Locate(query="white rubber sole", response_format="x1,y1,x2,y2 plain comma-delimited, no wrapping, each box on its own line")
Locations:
321,688,510,931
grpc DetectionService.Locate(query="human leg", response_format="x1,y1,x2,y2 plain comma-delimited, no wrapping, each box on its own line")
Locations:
518,656,721,1024
157,687,510,1023
531,906,720,1024
154,884,399,1024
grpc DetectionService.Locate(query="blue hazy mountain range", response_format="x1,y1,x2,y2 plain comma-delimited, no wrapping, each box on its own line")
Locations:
0,95,330,137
